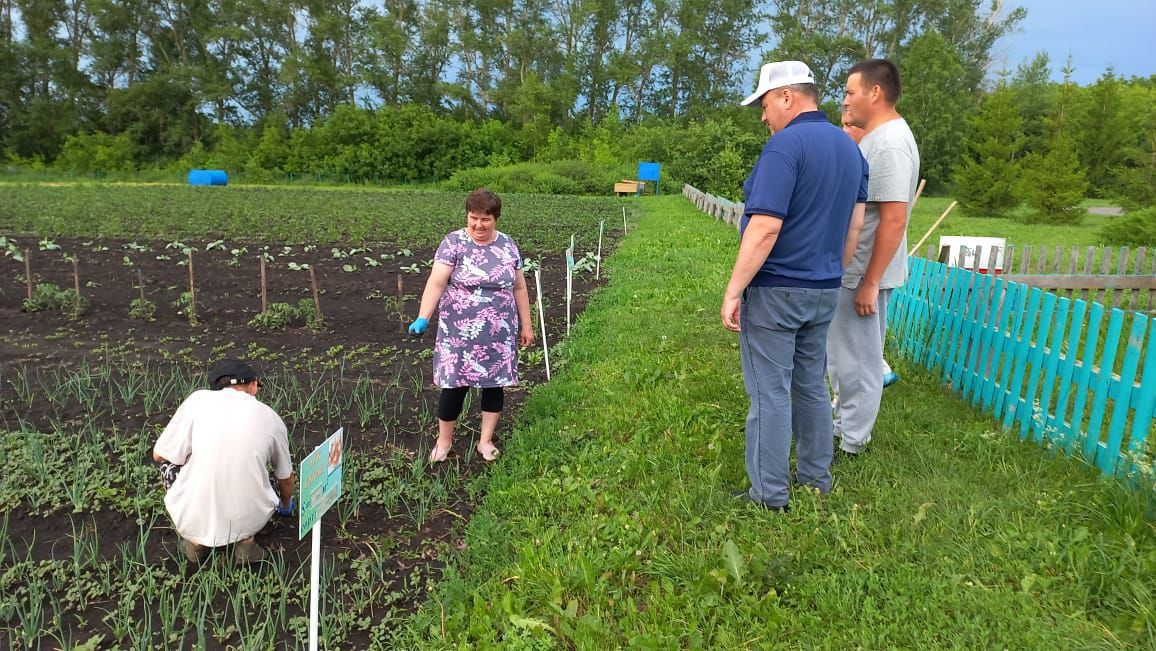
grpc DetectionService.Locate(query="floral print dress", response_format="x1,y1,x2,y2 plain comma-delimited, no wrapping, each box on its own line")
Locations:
433,228,523,388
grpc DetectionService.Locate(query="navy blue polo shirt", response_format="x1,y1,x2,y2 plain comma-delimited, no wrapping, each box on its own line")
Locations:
741,111,869,288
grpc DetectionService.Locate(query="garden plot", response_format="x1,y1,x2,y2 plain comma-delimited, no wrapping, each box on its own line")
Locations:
0,225,615,648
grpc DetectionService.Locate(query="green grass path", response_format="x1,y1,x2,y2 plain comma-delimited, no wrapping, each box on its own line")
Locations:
401,196,1154,649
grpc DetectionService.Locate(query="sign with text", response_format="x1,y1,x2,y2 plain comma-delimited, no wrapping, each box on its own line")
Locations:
298,428,344,539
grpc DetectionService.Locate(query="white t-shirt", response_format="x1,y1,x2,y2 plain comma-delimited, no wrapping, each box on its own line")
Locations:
843,117,921,290
154,389,293,547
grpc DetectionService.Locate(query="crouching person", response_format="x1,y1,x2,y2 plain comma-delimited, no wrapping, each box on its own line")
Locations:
153,359,295,564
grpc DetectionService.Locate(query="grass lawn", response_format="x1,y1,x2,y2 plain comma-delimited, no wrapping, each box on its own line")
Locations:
398,195,1154,649
908,197,1116,252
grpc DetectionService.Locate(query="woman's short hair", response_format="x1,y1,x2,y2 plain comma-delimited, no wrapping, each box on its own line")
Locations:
466,188,502,219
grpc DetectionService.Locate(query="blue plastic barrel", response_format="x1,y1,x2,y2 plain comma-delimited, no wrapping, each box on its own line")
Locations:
188,169,228,186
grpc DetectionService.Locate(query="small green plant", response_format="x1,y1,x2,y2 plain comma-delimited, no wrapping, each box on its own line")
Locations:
572,251,598,274
248,299,319,331
23,283,86,315
129,297,157,320
172,291,197,324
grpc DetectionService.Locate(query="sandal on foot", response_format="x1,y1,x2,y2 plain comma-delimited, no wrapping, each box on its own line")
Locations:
477,443,501,462
429,443,451,463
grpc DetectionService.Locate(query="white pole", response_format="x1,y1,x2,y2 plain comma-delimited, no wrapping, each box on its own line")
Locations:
309,521,321,651
595,220,604,281
534,268,550,381
622,207,627,235
566,235,574,336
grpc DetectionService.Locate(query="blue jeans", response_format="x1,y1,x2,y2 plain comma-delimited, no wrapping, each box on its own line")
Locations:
739,286,839,507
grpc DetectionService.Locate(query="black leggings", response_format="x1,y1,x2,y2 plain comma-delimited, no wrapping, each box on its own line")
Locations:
438,387,504,421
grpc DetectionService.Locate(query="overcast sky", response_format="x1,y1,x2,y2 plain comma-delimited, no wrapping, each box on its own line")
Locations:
997,0,1156,83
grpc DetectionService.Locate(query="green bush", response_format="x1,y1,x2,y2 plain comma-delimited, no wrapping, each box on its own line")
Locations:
54,133,136,174
1101,207,1156,247
445,160,629,196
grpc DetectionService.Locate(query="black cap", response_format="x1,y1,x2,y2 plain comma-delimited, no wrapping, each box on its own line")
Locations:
208,359,259,390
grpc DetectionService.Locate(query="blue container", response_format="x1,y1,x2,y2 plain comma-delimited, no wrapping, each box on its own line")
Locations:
188,169,228,186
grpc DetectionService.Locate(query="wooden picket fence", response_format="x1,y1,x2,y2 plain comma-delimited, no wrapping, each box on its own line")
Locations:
917,243,1156,313
889,256,1155,479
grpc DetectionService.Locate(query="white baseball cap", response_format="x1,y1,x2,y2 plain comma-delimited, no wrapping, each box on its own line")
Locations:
740,61,816,107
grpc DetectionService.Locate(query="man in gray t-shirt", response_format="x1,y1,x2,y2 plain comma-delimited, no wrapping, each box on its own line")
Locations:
828,59,921,455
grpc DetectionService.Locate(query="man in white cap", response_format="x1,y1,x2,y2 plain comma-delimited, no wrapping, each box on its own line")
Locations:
721,61,868,511
153,358,295,563
828,59,921,457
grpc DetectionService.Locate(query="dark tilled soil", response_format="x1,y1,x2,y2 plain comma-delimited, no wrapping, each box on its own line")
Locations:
0,236,602,648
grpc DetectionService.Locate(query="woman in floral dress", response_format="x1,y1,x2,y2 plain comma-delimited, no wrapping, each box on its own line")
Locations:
408,189,535,463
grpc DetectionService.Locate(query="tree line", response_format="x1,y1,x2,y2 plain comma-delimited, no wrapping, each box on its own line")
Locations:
1,0,1153,220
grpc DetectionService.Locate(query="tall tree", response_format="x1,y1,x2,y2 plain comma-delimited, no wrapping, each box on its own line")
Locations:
896,30,973,190
1010,51,1053,157
954,82,1023,216
1018,59,1088,224
1074,68,1132,198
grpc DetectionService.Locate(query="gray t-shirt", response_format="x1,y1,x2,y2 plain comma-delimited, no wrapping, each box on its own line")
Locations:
843,117,920,289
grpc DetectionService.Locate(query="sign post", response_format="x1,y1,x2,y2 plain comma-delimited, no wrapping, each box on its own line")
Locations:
298,428,344,651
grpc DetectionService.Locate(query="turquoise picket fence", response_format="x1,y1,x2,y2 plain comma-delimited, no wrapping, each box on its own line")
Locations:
889,256,1156,479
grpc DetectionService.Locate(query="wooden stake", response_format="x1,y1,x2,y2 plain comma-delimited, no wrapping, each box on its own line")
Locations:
309,267,323,327
396,274,405,330
259,254,268,313
187,249,197,324
911,178,927,209
71,256,81,318
908,200,958,257
24,249,32,302
137,268,146,304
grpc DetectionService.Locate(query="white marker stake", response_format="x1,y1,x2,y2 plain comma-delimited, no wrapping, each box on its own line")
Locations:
309,522,321,651
534,267,550,381
622,207,627,235
565,235,575,336
595,220,604,280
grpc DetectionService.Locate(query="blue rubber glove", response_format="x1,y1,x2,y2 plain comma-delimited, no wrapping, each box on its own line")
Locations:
408,316,429,335
275,497,294,517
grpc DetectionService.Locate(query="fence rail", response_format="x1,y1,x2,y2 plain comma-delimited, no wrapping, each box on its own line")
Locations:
889,257,1155,480
683,184,742,230
921,243,1156,312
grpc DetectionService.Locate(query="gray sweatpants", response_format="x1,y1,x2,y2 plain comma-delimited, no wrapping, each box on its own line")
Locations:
739,286,839,507
827,286,892,453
